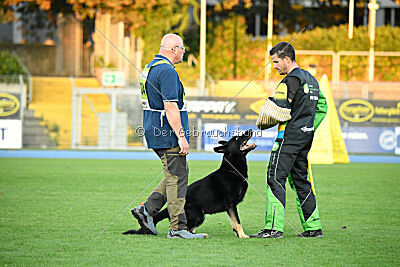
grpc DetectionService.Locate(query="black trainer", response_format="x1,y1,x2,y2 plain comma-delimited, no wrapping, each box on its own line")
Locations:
298,229,323,238
250,229,283,239
131,204,157,235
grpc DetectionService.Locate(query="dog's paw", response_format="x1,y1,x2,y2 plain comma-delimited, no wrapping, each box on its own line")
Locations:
200,233,210,238
238,234,249,238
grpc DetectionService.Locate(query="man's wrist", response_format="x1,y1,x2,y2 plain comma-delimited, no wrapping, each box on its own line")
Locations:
176,128,185,139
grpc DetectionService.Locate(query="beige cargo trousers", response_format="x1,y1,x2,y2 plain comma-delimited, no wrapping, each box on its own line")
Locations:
144,146,188,231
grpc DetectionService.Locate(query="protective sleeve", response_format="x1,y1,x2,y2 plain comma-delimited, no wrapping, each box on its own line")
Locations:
256,97,292,130
158,67,179,102
314,90,328,130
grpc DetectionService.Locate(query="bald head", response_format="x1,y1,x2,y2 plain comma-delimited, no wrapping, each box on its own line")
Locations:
159,33,185,64
160,33,183,48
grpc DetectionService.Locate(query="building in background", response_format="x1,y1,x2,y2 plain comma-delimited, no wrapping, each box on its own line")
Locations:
0,4,141,83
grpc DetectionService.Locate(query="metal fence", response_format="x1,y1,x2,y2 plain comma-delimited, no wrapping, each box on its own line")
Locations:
295,50,400,83
9,51,33,104
71,77,144,149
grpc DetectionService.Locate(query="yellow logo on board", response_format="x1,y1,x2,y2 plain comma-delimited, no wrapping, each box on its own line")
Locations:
0,93,20,117
249,98,267,114
339,99,374,122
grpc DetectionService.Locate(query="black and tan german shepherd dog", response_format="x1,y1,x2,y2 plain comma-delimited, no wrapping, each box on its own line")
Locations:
123,129,256,238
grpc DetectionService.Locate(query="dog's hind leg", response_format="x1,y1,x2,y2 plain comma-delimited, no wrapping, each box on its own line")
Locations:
188,227,209,237
186,207,205,229
227,207,248,238
186,207,208,237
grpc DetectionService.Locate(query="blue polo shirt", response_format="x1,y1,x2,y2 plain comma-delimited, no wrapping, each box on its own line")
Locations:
143,55,189,149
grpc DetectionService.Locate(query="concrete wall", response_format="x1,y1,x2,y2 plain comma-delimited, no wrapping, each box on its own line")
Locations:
57,14,83,77
0,43,57,76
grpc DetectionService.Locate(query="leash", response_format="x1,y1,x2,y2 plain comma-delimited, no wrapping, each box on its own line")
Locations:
94,25,307,238
95,27,182,114
95,157,177,239
223,27,305,110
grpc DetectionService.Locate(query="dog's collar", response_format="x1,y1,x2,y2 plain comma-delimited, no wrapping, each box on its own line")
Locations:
223,158,248,180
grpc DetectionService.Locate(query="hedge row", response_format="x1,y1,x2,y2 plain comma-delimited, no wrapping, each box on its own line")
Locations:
276,23,400,81
177,17,400,83
0,51,25,75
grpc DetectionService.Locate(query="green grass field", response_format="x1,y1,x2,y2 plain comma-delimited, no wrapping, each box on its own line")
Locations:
1,158,399,266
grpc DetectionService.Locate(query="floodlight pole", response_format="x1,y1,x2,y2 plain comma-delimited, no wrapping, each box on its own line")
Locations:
265,0,273,85
200,0,206,96
368,0,379,82
348,0,354,39
104,14,111,65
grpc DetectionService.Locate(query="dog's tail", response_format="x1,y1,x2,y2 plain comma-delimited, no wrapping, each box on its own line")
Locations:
122,228,150,235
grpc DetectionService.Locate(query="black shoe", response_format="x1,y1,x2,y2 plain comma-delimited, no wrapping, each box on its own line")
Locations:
131,205,157,235
250,229,283,239
298,229,323,238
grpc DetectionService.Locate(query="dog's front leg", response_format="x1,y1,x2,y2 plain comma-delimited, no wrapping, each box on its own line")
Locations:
227,207,248,238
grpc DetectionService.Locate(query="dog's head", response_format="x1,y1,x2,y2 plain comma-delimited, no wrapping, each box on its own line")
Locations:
213,129,257,156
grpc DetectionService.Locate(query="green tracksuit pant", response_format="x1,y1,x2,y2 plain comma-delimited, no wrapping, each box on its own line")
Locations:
264,139,322,232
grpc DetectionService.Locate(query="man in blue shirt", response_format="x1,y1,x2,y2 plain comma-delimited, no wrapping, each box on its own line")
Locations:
132,33,204,239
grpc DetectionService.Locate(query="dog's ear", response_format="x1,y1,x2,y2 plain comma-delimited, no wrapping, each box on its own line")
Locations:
213,145,226,153
218,140,228,145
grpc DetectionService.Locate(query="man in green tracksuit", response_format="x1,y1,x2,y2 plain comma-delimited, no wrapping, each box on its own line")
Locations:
251,42,328,238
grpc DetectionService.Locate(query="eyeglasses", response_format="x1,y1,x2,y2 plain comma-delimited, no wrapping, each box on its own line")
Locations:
160,45,186,52
175,45,186,52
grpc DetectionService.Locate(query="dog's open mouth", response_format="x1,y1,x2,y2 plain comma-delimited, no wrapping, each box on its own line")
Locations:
240,138,257,151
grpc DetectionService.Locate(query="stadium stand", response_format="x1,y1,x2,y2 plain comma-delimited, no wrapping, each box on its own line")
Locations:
213,80,268,98
29,77,110,148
